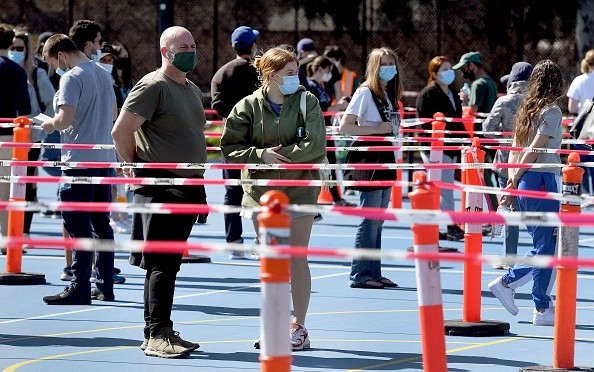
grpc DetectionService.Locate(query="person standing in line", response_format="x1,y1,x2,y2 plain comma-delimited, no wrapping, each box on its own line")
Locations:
323,45,359,103
221,47,326,350
296,37,318,87
483,62,533,269
416,55,467,242
10,30,55,247
339,47,401,289
566,50,594,195
40,34,117,305
453,51,499,224
211,25,260,260
0,24,31,255
57,20,126,285
489,60,563,327
112,26,206,359
304,55,354,207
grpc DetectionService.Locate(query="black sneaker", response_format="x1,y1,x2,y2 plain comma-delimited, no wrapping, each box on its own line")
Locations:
446,225,465,241
43,286,91,305
91,288,115,302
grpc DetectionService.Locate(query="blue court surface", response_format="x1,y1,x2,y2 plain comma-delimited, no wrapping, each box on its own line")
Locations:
1,169,594,371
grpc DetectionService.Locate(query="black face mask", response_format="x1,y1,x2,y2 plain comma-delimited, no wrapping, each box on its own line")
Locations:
462,65,475,81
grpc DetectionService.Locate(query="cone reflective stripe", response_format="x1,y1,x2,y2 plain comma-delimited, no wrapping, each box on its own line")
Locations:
6,116,29,273
410,171,447,372
429,112,446,210
554,152,583,369
257,191,292,372
463,138,484,323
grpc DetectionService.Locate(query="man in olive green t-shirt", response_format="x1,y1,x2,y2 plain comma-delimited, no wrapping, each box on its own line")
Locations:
112,26,205,359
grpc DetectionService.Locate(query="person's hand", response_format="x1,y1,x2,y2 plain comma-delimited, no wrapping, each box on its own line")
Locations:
377,121,393,134
262,145,291,164
41,120,55,133
499,183,516,206
458,90,468,103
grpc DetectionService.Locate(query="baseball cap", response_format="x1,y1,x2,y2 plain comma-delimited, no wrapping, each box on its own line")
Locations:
231,26,259,49
98,43,118,60
452,51,483,69
297,38,315,53
500,62,533,87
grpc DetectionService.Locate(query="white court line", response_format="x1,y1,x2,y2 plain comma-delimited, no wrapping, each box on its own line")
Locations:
0,263,348,325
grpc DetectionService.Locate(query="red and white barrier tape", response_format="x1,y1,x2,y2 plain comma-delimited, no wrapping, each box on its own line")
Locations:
4,235,591,269
1,200,592,228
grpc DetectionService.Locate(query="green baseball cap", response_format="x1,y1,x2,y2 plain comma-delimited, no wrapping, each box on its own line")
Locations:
452,51,482,69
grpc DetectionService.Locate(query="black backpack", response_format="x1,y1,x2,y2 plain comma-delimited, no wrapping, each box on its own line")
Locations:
32,67,46,113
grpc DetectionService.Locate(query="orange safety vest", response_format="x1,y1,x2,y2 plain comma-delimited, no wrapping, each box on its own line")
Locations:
340,68,357,98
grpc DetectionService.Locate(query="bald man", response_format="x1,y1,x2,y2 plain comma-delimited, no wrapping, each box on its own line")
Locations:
112,26,206,359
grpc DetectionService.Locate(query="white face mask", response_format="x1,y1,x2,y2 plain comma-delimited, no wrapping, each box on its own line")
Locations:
97,62,113,73
321,72,332,82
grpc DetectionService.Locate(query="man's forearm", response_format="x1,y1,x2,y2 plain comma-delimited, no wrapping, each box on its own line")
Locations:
113,137,136,163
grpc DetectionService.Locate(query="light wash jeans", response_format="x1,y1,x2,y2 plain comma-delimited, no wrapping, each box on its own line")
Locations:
349,187,391,285
502,171,559,309
497,174,519,256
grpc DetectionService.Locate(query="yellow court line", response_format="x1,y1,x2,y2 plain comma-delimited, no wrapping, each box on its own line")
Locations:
4,346,134,372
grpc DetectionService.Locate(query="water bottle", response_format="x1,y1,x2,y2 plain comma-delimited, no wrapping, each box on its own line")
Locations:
492,204,510,238
461,82,470,107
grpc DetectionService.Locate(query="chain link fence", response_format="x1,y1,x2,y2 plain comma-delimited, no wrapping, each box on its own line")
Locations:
1,0,582,109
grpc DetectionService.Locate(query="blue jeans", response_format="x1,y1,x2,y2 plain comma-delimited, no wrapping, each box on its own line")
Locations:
60,168,114,296
497,174,519,256
502,171,559,309
349,188,391,285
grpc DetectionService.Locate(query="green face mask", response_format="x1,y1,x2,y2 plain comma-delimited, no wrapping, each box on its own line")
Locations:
170,50,197,73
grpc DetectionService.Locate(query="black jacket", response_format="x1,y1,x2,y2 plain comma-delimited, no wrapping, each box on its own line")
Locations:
416,83,467,158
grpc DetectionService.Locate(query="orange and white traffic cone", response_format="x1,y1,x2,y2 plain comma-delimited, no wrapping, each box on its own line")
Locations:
409,171,447,372
257,190,292,372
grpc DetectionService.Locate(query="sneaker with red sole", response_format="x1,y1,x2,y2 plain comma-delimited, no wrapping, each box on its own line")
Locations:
290,322,311,350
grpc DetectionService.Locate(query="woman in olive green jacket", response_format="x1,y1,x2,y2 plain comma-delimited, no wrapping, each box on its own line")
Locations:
221,47,326,350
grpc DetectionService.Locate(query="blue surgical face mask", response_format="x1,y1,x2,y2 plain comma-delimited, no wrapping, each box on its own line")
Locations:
379,65,397,82
439,69,455,85
91,48,102,63
8,50,25,64
98,62,113,73
275,73,300,95
56,53,70,76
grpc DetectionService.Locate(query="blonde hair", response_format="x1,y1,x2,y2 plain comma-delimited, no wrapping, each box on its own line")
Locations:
362,47,403,101
252,47,298,89
580,49,594,74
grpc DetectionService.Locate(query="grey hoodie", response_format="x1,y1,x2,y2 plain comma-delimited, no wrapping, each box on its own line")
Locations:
482,80,529,174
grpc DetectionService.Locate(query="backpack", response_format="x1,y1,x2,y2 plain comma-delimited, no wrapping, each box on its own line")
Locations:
32,67,46,113
570,98,594,140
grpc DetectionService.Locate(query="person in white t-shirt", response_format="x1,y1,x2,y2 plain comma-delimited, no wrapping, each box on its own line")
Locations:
339,47,402,289
567,49,594,115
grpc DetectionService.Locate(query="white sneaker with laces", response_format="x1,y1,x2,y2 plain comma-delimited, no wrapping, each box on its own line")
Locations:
488,277,519,316
290,322,310,350
533,307,555,326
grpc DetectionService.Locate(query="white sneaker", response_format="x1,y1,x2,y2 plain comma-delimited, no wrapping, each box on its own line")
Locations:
533,307,555,326
488,277,519,316
229,251,245,260
116,219,131,234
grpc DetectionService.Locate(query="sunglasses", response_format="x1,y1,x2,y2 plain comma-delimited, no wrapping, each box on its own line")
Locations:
11,46,25,52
